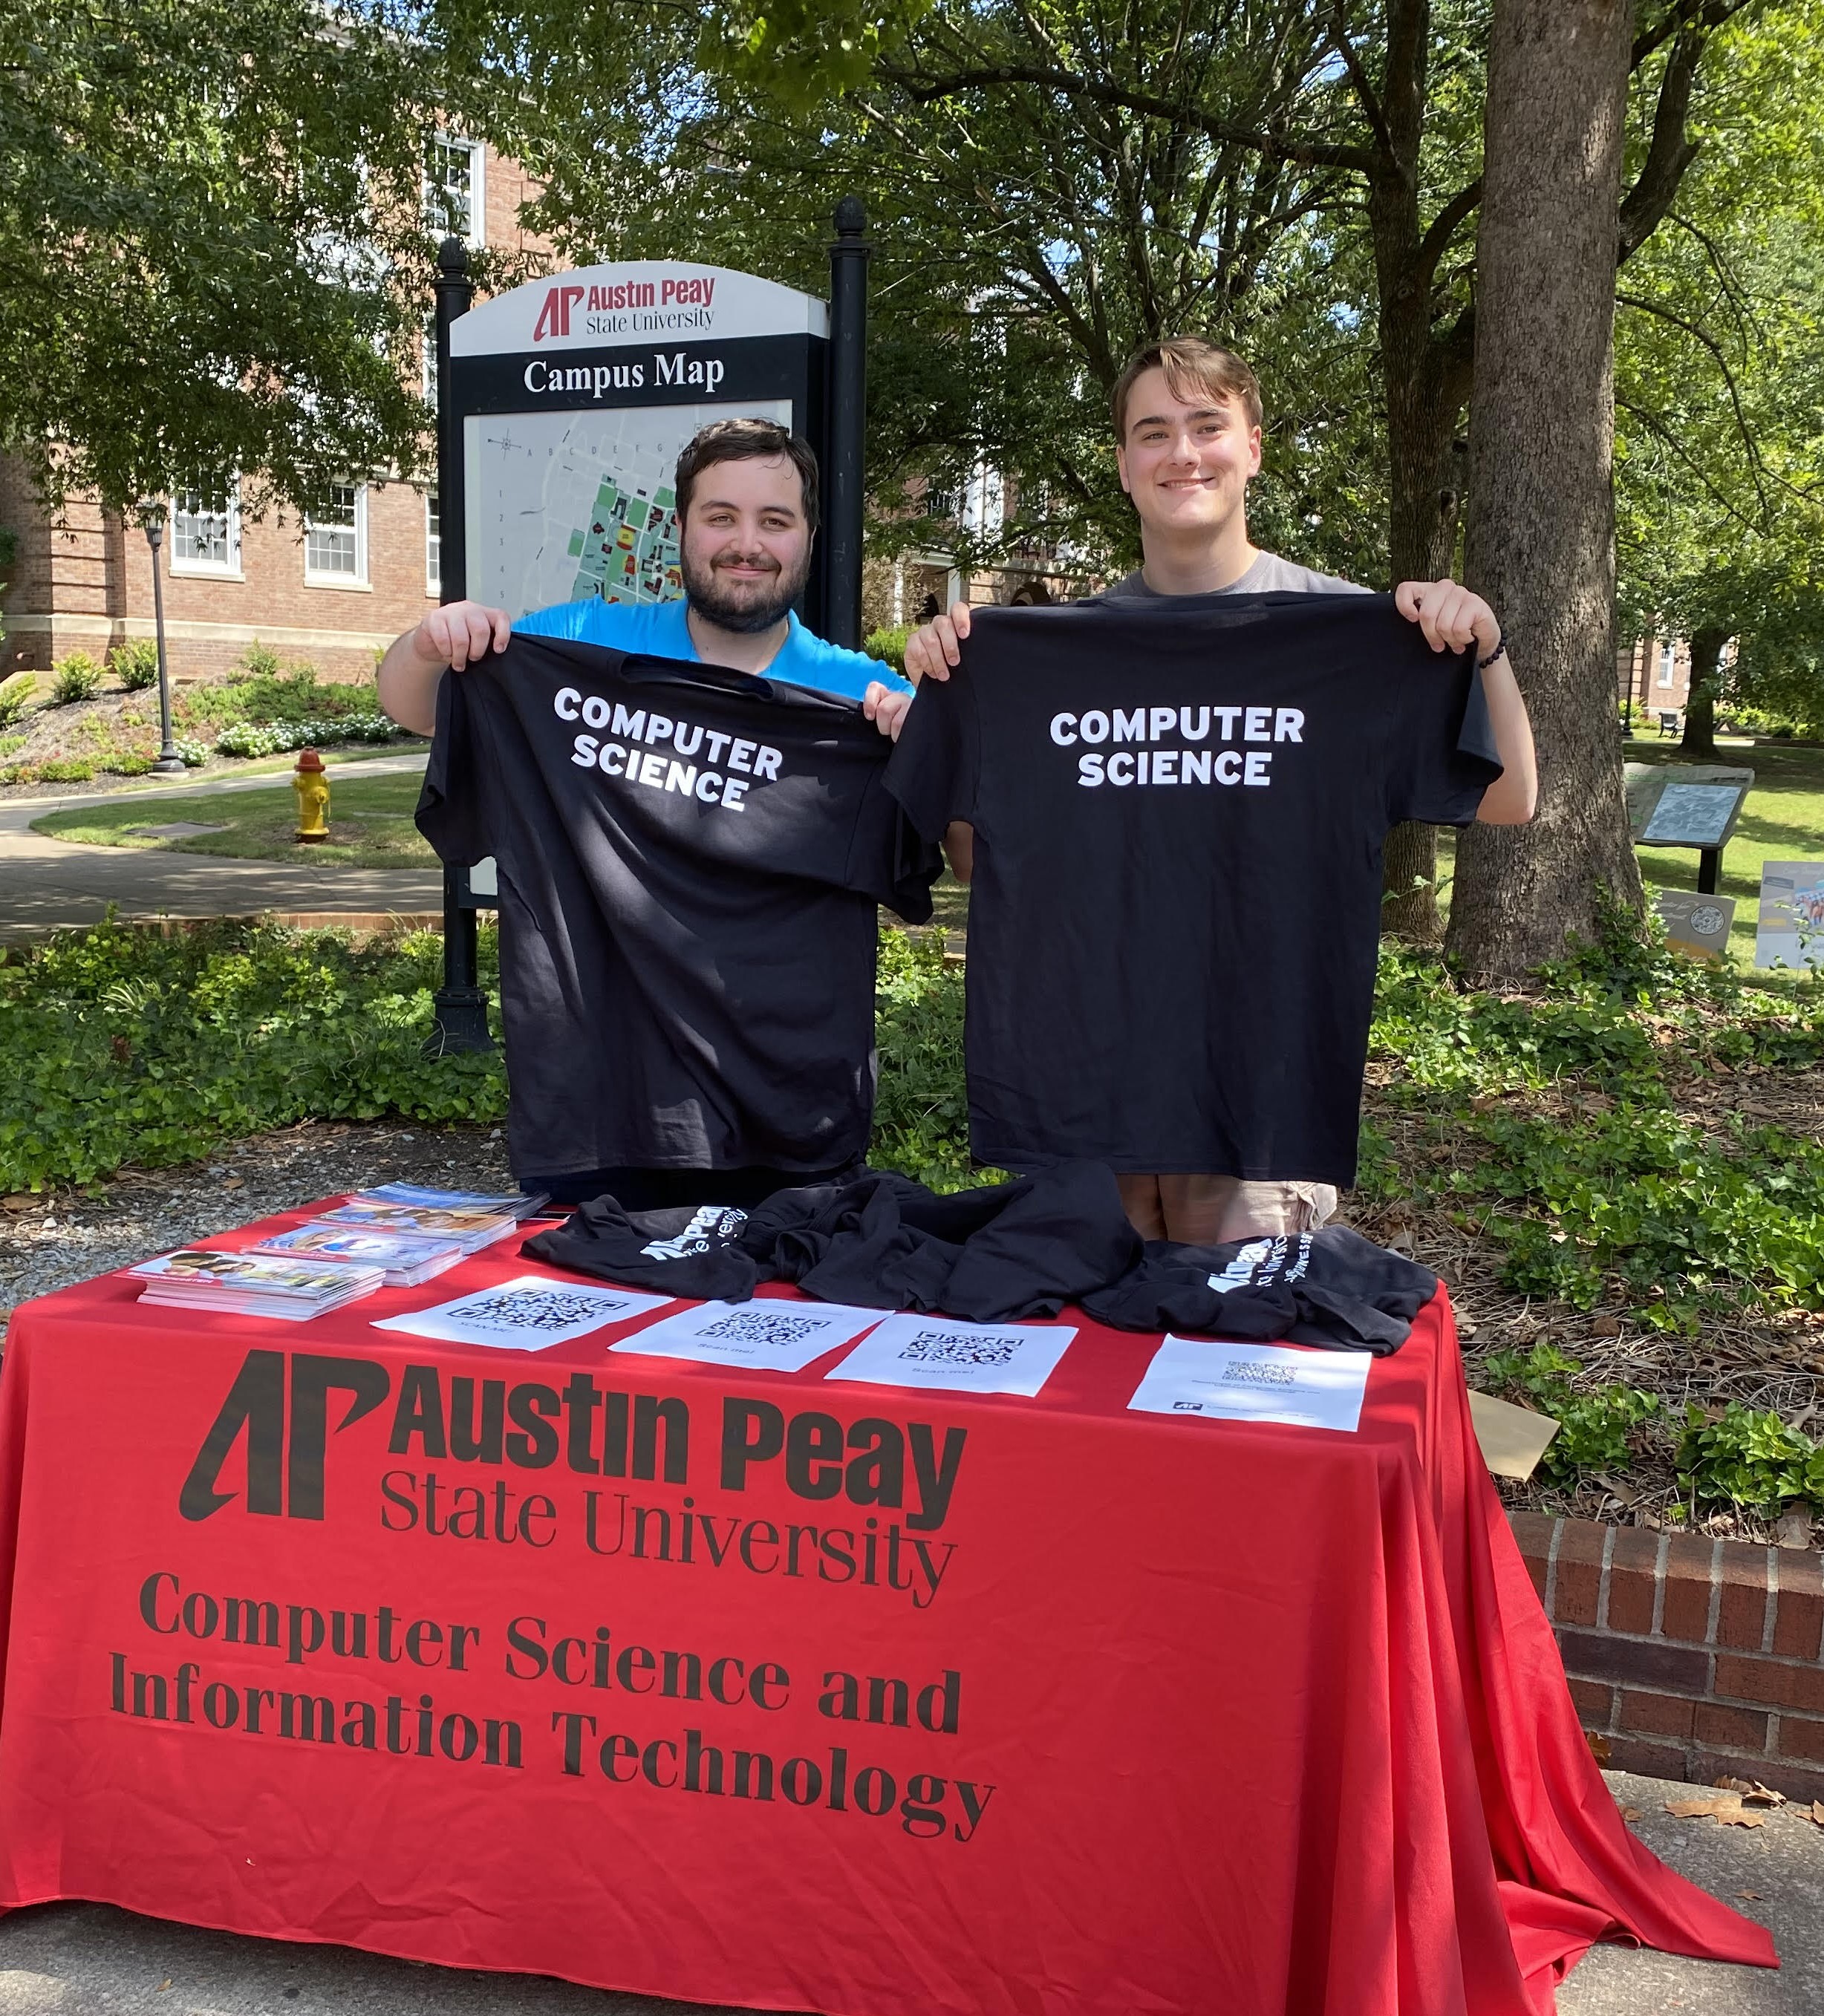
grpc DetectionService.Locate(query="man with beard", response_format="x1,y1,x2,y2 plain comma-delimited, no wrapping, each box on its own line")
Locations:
377,417,910,734
377,417,919,1210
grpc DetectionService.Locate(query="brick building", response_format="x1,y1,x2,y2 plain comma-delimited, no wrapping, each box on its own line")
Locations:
1618,633,1694,721
0,140,549,688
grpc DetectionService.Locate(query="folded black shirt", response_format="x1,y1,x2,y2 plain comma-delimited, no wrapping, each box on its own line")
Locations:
1081,1225,1437,1354
528,1162,1141,1323
525,1200,759,1300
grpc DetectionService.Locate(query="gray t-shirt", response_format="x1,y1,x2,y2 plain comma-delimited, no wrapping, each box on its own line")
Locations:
1105,551,1368,598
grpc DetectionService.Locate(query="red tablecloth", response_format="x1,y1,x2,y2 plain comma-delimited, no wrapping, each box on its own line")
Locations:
0,1207,1773,2015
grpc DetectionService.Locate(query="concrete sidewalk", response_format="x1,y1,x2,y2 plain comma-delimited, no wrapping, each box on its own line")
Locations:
0,757,443,939
0,1771,1811,2013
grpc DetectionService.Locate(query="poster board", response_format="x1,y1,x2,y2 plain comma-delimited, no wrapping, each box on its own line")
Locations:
1754,861,1824,971
1653,890,1737,960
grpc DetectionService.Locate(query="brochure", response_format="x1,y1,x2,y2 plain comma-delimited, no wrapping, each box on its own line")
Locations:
250,1224,467,1287
608,1299,887,1373
130,1249,383,1320
372,1274,673,1349
826,1312,1077,1397
1127,1336,1370,1433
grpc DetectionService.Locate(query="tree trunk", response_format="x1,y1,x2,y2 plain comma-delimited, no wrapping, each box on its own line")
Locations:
1366,8,1474,945
1679,626,1728,758
1446,0,1642,981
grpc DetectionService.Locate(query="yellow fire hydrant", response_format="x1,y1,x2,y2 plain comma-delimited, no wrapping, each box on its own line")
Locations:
292,747,330,843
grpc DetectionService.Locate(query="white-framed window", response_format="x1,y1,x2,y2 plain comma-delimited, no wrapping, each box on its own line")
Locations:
1658,642,1676,688
424,135,485,247
171,483,241,575
426,490,441,596
304,483,368,586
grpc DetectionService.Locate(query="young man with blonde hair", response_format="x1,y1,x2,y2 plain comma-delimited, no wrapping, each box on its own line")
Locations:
902,335,1537,1244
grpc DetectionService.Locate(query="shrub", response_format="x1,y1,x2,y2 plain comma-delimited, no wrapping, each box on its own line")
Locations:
215,713,402,758
38,757,97,783
105,752,155,777
0,734,24,760
1675,1403,1824,1520
109,639,161,691
0,763,37,785
864,627,911,676
51,653,103,705
174,738,208,767
238,642,284,680
0,671,38,727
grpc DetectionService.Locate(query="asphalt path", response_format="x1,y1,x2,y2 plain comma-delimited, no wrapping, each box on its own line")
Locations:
0,757,441,939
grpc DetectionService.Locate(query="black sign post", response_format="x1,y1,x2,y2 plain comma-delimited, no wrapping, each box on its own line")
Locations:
824,198,871,651
427,236,495,1056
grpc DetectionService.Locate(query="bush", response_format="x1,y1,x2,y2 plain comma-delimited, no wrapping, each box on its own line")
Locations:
872,927,983,1191
51,653,104,705
38,757,96,783
215,712,402,759
105,752,155,777
109,639,161,691
863,627,911,676
0,763,37,785
0,671,38,727
1676,1403,1824,1520
175,737,208,767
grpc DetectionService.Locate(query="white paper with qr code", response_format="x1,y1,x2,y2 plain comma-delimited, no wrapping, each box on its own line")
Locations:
1127,1336,1369,1432
608,1299,887,1372
372,1276,674,1349
826,1314,1078,1397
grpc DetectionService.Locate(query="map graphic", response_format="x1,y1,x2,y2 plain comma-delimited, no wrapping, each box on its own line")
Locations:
463,399,794,620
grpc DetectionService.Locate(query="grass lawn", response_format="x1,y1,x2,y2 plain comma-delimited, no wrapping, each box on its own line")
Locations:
33,772,437,867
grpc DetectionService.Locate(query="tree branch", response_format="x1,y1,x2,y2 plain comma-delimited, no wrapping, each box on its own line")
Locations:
1618,27,1706,265
1416,176,1482,289
1326,7,1397,167
1616,287,1772,517
882,63,1378,174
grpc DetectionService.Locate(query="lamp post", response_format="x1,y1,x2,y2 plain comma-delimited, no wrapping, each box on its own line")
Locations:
138,502,186,774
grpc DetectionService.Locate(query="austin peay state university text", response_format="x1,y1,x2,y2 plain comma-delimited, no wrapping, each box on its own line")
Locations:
179,1349,967,1608
105,1347,995,1847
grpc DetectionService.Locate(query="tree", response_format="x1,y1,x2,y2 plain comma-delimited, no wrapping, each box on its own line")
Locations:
1611,7,1824,757
1447,0,1641,979
0,0,446,520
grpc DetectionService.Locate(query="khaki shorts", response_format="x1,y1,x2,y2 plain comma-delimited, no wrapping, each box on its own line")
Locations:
1115,1173,1339,1247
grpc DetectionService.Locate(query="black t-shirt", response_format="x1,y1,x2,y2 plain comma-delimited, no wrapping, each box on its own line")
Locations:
885,595,1502,1184
417,634,939,1181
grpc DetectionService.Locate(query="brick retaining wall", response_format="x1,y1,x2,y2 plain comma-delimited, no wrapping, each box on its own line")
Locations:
1510,1511,1824,1801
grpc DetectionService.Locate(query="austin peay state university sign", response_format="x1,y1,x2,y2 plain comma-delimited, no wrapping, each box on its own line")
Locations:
449,261,830,629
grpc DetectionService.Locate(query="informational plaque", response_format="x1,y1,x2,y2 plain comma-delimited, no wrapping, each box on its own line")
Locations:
1624,763,1754,849
1654,890,1737,960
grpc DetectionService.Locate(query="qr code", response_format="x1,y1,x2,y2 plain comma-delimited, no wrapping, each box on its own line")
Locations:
699,1310,827,1347
899,1330,1017,1368
460,1288,616,1332
1221,1359,1295,1388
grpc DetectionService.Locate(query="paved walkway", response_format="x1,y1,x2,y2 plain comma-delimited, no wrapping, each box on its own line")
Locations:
0,1772,1811,2013
0,757,443,939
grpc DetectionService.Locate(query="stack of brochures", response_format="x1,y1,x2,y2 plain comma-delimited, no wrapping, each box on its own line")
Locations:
131,1250,385,1320
248,1223,468,1287
307,1184,546,1254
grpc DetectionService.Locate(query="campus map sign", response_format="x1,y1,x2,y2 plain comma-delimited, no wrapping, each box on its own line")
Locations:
449,263,830,624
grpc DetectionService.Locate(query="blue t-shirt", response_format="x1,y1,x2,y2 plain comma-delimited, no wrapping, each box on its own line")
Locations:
514,597,908,701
